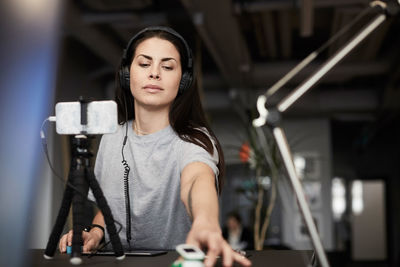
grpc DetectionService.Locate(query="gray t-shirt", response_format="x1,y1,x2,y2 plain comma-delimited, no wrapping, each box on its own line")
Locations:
89,121,219,250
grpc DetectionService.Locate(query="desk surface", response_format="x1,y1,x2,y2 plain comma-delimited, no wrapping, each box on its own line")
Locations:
28,249,314,267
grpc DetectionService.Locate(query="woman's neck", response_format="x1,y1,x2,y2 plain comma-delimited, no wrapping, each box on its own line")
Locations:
133,104,170,135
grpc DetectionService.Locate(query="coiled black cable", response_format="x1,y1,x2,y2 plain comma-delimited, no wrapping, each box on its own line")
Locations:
121,135,132,246
121,95,132,248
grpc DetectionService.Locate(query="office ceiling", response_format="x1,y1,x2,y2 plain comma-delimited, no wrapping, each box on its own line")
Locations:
62,0,400,120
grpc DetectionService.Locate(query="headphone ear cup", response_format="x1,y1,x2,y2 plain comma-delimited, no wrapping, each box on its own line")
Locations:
119,66,130,91
179,71,193,94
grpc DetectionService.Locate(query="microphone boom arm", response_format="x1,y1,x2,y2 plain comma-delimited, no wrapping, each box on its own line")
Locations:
252,2,398,267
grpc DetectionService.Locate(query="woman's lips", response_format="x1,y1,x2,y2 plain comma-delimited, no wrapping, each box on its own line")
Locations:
143,84,163,93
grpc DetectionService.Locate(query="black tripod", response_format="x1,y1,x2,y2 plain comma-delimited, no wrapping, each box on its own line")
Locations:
43,135,124,264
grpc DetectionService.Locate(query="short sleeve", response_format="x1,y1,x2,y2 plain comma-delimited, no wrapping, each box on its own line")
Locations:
179,133,220,194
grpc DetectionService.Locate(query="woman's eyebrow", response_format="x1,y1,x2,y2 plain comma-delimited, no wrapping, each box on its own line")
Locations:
161,57,177,63
137,54,177,62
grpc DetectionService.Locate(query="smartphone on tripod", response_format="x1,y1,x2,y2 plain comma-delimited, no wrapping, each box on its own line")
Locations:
55,100,118,135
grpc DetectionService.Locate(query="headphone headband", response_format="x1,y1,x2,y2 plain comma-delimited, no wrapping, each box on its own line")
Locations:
119,26,194,95
121,26,193,71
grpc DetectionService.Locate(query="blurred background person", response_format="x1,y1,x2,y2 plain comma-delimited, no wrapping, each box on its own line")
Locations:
223,212,254,251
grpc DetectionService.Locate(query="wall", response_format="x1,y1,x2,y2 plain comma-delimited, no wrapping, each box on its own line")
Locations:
352,180,386,260
332,118,400,264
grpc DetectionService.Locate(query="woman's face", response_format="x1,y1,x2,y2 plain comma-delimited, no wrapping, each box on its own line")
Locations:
227,217,240,231
129,37,182,110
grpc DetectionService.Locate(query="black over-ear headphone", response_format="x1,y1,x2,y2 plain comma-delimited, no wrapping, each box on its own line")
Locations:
118,26,194,95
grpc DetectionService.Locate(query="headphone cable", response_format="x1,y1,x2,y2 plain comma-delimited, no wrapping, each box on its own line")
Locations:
121,95,132,249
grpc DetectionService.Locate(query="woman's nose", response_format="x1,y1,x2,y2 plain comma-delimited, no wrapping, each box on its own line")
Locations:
149,67,160,80
149,73,160,80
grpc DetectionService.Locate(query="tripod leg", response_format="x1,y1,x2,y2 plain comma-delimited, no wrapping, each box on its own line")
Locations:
44,171,75,258
86,169,124,258
70,167,88,263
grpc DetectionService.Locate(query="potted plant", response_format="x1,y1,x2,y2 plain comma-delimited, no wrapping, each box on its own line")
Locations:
229,89,282,250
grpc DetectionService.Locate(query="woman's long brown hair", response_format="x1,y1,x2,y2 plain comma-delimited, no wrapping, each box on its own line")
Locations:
115,29,225,193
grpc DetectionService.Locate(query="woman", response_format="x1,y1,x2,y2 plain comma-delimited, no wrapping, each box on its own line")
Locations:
59,26,251,267
223,212,254,251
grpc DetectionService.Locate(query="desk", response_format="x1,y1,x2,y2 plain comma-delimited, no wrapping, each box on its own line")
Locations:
28,249,314,267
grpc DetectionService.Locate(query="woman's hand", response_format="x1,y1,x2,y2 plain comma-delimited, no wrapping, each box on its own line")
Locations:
186,219,252,267
58,228,103,253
